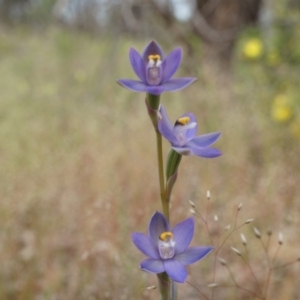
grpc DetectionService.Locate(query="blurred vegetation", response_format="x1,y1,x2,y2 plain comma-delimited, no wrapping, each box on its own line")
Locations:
0,0,299,299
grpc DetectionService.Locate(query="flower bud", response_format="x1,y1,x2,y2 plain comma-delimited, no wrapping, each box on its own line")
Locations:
166,149,182,180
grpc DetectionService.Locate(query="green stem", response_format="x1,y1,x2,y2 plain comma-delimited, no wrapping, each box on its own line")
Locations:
146,93,170,299
146,93,168,221
147,93,161,111
157,272,170,300
171,281,178,300
146,93,160,129
165,149,182,207
156,129,168,220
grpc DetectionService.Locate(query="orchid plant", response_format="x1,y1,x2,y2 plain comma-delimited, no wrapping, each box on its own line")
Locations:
118,41,221,300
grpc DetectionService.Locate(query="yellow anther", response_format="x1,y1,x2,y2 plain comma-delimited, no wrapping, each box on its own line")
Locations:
159,231,173,241
176,117,190,126
148,54,161,61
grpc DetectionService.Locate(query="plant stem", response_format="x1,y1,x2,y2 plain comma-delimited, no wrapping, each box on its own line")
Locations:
146,93,170,299
156,129,168,220
146,93,168,220
157,272,170,300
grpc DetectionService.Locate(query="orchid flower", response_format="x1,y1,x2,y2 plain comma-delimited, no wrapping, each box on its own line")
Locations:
117,41,196,95
132,212,213,283
158,105,222,158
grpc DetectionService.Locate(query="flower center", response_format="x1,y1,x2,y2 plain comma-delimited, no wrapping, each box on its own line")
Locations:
146,54,162,86
174,117,196,146
175,117,190,126
158,231,175,259
148,54,161,62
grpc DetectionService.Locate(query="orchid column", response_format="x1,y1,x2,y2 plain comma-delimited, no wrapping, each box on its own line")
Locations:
117,41,221,300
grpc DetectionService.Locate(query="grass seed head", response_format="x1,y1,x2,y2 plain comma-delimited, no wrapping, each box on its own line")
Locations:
207,283,218,288
188,200,195,208
245,218,254,224
190,208,196,215
240,233,247,246
206,190,211,200
224,224,231,231
278,232,283,245
218,258,227,266
253,227,261,238
231,247,242,256
146,286,157,290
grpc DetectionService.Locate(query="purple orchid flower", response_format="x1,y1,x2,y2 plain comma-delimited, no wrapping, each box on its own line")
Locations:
117,41,196,95
158,105,222,158
132,211,213,283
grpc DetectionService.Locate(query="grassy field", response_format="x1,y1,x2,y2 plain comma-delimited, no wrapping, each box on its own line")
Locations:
0,24,299,299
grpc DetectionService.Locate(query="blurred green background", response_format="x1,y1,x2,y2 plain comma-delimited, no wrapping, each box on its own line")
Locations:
0,0,299,299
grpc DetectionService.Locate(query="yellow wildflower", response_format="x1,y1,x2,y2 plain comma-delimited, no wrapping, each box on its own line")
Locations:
271,94,292,123
243,38,263,60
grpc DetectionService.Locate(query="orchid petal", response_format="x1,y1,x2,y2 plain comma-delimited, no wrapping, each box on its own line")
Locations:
141,258,165,274
158,105,178,145
117,79,148,93
188,132,222,148
172,217,194,254
175,247,214,265
142,40,164,62
161,48,182,83
159,77,197,92
144,85,169,95
131,233,160,259
148,212,170,246
129,48,146,82
118,78,196,95
189,146,222,158
172,146,192,156
164,260,187,283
